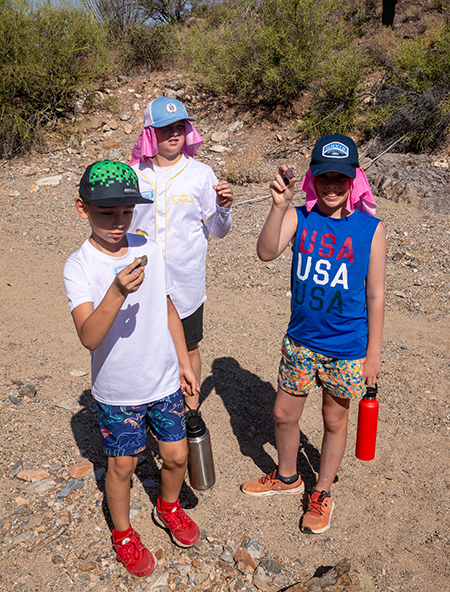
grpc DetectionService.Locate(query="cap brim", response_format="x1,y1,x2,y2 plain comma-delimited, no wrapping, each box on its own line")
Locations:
311,162,357,179
150,116,196,128
83,196,153,207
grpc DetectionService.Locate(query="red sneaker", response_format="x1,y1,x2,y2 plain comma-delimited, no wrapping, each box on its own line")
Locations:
153,498,200,547
112,528,157,577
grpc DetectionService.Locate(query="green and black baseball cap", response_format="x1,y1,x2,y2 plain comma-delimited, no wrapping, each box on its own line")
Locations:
79,161,151,207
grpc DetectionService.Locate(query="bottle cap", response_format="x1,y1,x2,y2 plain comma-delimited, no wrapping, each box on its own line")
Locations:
185,409,207,438
365,384,378,399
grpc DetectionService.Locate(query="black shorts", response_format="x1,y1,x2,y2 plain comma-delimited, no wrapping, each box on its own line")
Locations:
181,303,204,347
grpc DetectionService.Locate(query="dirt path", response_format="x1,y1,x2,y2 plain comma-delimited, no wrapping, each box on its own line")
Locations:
0,161,449,591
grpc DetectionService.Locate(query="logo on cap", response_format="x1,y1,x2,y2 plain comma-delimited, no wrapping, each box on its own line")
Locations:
165,102,178,114
322,142,349,159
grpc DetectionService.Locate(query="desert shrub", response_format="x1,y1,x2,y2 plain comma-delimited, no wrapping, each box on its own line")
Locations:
83,0,147,39
123,22,179,70
362,22,450,151
0,0,111,157
179,0,348,104
297,47,364,138
224,148,266,185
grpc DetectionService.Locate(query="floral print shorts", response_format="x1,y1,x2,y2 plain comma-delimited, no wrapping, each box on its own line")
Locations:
278,335,365,400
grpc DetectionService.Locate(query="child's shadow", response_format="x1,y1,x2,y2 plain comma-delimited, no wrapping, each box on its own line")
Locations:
70,390,198,532
201,357,321,490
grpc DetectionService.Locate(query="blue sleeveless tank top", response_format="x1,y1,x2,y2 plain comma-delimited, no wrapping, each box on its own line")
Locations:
287,206,380,359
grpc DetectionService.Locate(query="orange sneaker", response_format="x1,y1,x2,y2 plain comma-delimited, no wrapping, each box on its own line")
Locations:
112,528,157,577
241,469,304,496
301,489,334,534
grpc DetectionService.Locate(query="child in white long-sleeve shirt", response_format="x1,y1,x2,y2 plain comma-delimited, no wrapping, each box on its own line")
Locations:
129,97,234,408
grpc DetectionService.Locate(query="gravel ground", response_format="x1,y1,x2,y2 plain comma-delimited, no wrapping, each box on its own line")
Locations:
0,74,449,592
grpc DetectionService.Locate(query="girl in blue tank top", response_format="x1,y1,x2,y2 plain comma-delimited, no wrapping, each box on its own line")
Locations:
241,134,386,535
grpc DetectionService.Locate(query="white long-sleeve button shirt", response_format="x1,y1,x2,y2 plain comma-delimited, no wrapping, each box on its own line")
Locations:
130,155,232,319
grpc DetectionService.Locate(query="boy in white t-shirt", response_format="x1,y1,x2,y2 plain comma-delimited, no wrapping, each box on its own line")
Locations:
64,161,201,578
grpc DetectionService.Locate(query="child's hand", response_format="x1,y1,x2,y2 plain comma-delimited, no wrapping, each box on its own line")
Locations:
214,180,234,208
363,353,381,386
113,258,145,297
270,165,296,207
179,363,200,397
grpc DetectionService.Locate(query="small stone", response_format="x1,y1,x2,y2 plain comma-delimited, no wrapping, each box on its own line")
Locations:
8,395,22,405
149,573,169,590
79,561,97,572
55,478,84,499
123,123,133,134
18,384,36,398
104,140,121,150
53,398,80,411
132,103,140,112
253,567,276,592
210,144,229,154
241,537,261,560
234,548,256,571
259,559,281,574
220,550,234,563
52,555,65,564
27,478,57,494
69,461,94,479
120,112,131,121
36,175,63,187
395,291,406,298
228,121,244,133
69,370,88,377
211,131,229,143
17,469,50,482
109,119,119,130
108,148,122,160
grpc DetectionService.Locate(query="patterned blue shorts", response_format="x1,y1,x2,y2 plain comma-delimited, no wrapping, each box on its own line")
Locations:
97,389,186,457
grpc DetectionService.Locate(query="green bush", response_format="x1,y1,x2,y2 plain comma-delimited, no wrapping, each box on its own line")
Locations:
0,0,111,157
361,23,450,151
298,48,364,138
180,0,348,103
123,22,179,70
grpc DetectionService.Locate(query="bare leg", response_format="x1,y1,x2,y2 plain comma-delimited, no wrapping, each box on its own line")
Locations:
105,455,138,531
185,344,201,410
273,387,308,477
159,439,189,502
315,389,350,492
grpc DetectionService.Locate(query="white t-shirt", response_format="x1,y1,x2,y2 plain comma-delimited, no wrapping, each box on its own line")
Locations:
130,155,232,319
63,234,180,406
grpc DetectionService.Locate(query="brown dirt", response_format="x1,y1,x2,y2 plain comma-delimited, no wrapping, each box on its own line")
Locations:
0,72,449,592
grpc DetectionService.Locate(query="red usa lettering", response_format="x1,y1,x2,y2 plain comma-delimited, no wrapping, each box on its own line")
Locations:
300,229,353,263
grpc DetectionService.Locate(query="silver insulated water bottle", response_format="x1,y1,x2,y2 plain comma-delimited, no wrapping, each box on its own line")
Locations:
185,408,215,491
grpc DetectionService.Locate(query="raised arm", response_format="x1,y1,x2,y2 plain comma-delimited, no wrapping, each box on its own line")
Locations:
257,166,298,261
364,221,386,385
71,259,145,351
204,180,233,238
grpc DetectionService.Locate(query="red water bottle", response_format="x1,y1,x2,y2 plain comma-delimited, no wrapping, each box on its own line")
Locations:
355,384,379,461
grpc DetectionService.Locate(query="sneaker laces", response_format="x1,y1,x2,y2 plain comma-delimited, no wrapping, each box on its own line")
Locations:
160,502,192,530
259,470,277,484
117,531,144,562
308,491,328,516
